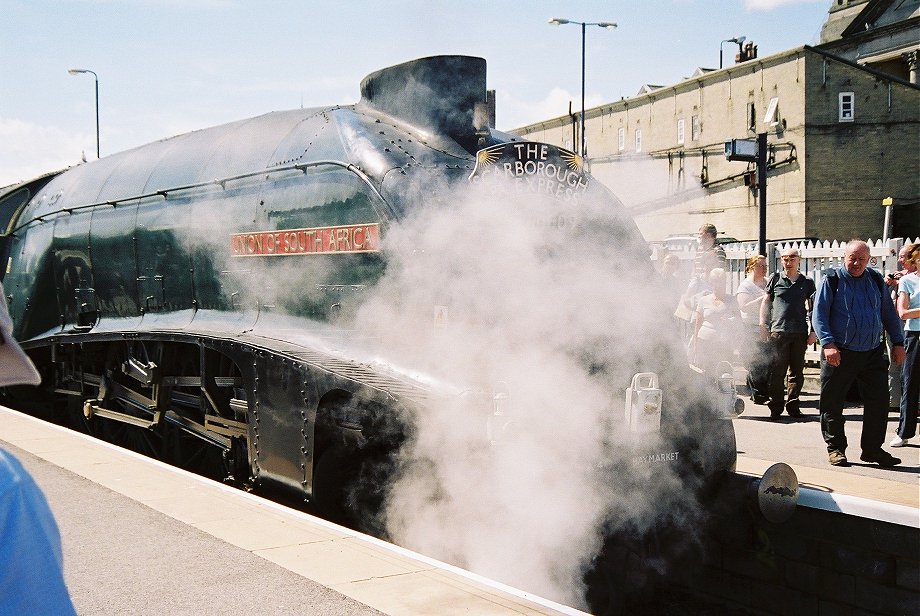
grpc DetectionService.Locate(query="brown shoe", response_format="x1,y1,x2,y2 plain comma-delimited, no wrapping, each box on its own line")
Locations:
828,450,849,466
859,449,901,467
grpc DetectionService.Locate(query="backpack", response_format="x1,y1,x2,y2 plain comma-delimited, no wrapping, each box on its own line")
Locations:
764,271,815,298
823,267,885,296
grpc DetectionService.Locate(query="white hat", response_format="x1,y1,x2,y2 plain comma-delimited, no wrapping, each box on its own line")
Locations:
0,281,41,387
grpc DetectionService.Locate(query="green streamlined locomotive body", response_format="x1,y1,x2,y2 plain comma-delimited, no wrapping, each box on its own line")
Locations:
0,56,738,547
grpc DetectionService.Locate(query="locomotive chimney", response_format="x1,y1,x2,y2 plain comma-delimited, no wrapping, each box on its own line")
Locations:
359,55,488,152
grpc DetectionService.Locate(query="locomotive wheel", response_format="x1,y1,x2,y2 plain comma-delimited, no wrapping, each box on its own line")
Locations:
61,393,95,435
160,351,209,474
311,445,355,524
94,415,162,460
158,346,240,483
312,443,391,537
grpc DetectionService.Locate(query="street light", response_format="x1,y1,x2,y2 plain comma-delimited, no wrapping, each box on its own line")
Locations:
720,36,746,69
548,17,617,158
67,68,100,159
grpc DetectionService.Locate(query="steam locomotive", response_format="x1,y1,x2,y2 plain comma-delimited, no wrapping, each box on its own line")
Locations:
1,56,741,608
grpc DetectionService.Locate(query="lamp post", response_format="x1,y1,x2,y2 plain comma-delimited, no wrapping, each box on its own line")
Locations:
548,18,617,158
67,68,100,159
720,36,746,69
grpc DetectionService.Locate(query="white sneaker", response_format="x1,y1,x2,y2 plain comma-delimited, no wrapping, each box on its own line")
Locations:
889,436,908,447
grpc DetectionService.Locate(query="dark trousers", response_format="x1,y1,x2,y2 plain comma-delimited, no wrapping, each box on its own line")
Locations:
768,332,808,415
819,344,890,454
744,328,772,401
898,331,920,440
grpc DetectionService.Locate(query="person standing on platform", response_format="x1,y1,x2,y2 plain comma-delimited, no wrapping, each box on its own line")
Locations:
812,240,905,467
736,255,770,404
760,248,816,419
0,449,78,616
691,268,741,376
886,243,917,410
677,223,728,341
693,223,727,278
0,282,77,615
660,253,689,338
660,253,685,311
892,243,920,448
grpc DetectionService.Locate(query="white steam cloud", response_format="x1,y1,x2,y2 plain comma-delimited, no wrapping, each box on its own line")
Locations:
164,164,724,609
350,177,714,607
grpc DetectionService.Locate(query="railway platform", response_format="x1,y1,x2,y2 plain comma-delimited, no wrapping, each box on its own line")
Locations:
0,405,586,616
1,399,917,615
734,368,918,514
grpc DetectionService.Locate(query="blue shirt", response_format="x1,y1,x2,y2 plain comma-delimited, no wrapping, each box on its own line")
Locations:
899,272,920,332
812,267,905,351
0,448,77,616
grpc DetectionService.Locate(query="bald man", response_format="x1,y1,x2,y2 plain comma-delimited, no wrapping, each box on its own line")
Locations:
813,240,905,467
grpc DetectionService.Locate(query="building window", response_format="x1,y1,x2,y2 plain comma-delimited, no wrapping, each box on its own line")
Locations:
691,115,701,141
635,129,642,152
839,92,855,122
617,127,625,151
748,103,757,132
677,119,685,145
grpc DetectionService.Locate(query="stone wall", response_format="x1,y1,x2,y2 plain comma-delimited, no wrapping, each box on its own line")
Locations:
511,46,919,245
677,499,920,615
803,53,920,240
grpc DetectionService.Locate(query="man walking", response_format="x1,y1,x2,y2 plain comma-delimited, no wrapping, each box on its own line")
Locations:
813,240,905,467
693,223,727,277
760,248,816,419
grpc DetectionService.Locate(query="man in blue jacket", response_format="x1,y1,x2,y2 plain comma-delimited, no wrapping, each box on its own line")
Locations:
813,240,905,467
0,448,78,615
1,283,77,615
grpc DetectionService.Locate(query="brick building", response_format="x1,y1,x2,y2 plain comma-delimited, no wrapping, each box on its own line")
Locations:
819,0,918,84
511,1,919,243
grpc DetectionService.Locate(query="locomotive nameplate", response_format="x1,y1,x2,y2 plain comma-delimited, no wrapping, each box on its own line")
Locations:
230,223,380,257
469,142,588,204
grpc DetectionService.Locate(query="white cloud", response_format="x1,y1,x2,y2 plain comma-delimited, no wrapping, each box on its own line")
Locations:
0,118,86,188
743,0,825,11
496,88,608,132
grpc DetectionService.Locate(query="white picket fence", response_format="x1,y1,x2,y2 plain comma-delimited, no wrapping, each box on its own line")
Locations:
723,237,920,294
656,236,920,366
655,237,920,295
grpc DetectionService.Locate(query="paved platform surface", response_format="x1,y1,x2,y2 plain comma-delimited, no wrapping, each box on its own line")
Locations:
2,393,917,614
732,394,920,528
0,405,585,616
733,365,918,512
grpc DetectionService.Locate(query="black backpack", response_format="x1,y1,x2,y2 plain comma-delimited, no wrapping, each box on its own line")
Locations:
823,267,885,296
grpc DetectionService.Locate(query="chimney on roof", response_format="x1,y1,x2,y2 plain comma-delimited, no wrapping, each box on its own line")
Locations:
736,41,758,64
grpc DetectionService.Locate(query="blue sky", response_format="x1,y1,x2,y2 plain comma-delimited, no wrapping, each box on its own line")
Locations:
1,0,830,187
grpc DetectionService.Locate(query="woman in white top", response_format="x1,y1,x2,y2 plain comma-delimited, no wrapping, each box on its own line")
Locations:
692,268,741,376
736,255,770,403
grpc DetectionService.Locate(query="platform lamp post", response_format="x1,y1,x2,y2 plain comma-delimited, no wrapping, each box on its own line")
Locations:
67,68,99,159
725,133,768,256
548,18,617,159
720,36,746,69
